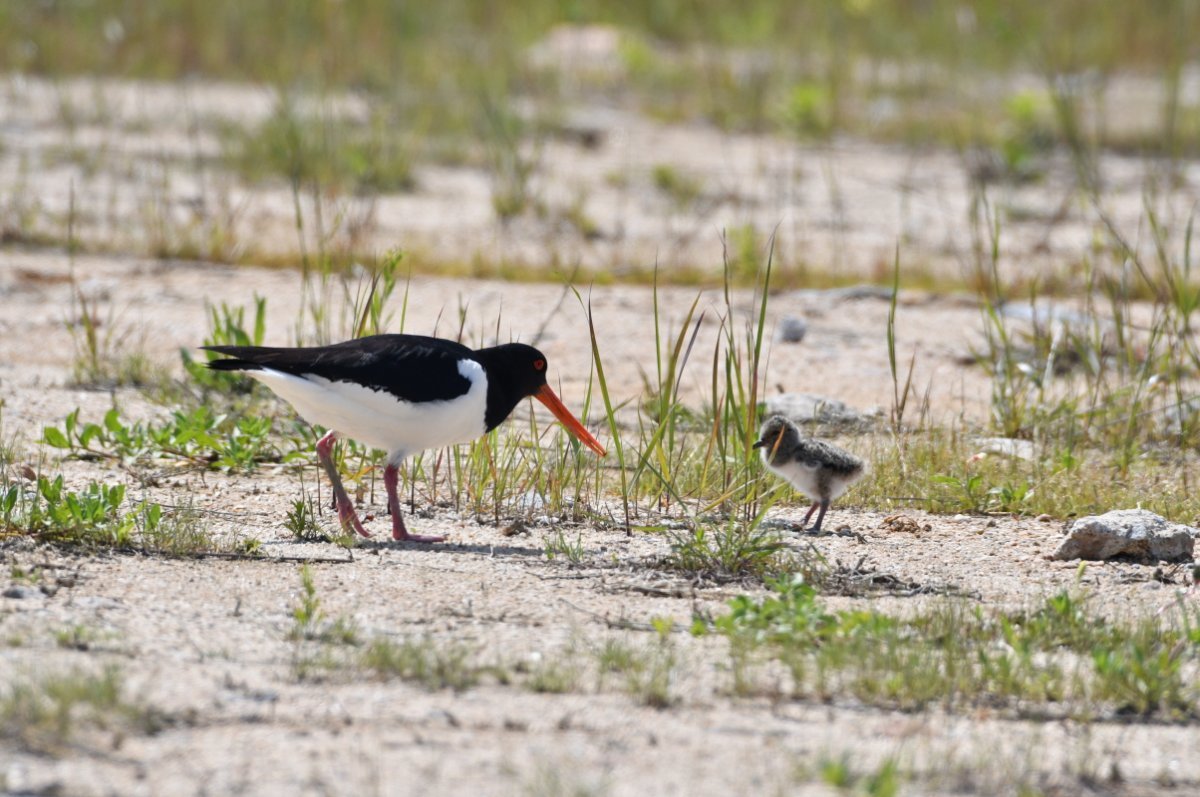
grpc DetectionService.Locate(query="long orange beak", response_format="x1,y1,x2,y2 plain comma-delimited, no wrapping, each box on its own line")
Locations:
535,384,607,456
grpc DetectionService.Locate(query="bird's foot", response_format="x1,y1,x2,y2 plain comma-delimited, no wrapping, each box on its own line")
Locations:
336,502,372,538
391,514,444,543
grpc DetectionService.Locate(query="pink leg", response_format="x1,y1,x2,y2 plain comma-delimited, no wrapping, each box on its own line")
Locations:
801,502,820,529
316,431,371,538
383,463,444,543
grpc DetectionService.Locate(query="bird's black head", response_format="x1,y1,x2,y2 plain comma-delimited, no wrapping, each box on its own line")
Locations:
476,343,551,430
753,415,799,461
486,342,549,398
475,342,606,456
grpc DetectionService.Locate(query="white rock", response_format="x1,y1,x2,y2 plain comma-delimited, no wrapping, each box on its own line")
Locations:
1051,509,1197,562
974,437,1035,461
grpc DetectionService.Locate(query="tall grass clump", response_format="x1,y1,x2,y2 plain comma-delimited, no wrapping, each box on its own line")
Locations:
964,195,1200,512
611,234,777,526
859,195,1200,522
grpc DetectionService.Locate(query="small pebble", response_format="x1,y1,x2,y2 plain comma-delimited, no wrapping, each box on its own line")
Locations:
1036,514,1053,522
3,585,42,600
776,315,807,344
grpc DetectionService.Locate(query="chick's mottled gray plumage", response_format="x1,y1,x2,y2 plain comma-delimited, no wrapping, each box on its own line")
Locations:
754,415,864,532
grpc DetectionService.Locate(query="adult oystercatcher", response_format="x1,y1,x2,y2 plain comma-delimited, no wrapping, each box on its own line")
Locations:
203,334,606,543
754,415,864,533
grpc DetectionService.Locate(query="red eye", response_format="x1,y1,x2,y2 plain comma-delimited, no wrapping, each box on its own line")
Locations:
534,359,545,371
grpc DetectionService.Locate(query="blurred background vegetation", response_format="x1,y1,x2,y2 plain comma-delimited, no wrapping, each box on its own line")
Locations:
3,0,1197,154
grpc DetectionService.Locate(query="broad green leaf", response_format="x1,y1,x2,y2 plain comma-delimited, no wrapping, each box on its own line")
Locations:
42,427,70,448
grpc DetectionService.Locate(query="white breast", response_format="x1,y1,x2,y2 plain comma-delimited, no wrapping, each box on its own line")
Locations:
248,359,489,461
767,459,823,498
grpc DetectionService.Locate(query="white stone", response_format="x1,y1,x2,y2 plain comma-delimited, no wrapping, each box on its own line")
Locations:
1051,509,1197,562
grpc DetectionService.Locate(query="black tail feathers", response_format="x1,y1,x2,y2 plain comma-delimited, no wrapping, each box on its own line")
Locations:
200,346,262,372
204,358,261,372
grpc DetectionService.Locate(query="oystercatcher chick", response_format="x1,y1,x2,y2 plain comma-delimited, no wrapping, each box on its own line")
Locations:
754,415,864,533
203,334,606,543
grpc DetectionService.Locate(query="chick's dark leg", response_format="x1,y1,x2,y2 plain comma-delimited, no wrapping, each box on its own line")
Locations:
316,431,371,538
809,500,831,533
801,501,820,529
383,463,445,543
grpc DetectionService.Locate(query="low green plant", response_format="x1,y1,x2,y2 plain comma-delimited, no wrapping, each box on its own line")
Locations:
288,565,359,680
594,638,640,687
622,641,676,709
521,766,608,797
1,474,226,554
542,528,585,565
2,475,135,547
295,248,408,348
815,756,902,797
136,499,222,556
858,425,1200,521
181,294,267,395
42,406,285,473
360,637,482,692
0,404,18,467
525,655,581,694
66,278,164,390
226,100,415,194
994,89,1053,182
697,579,1199,719
284,496,339,544
820,755,854,789
236,537,263,556
289,564,358,645
662,518,798,582
590,634,677,707
651,164,702,209
479,93,539,222
780,80,834,138
54,624,100,651
0,666,164,756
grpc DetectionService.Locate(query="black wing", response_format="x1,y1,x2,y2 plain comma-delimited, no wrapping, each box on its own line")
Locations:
203,334,479,404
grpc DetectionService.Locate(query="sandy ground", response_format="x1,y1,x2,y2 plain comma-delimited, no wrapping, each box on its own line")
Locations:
0,253,1197,797
2,74,1199,796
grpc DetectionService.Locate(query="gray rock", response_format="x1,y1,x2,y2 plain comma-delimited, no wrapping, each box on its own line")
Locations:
3,584,43,600
1051,509,1197,562
775,315,807,344
763,393,877,431
786,285,895,303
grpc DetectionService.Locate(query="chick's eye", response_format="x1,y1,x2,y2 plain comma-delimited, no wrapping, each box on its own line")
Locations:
534,359,545,371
